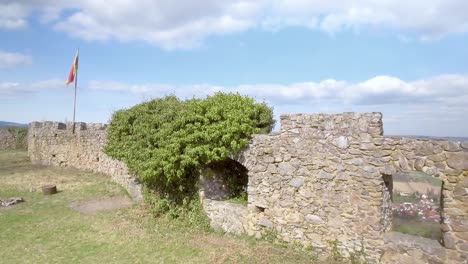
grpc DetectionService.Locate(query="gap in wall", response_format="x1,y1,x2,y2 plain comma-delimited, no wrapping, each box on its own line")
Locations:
391,171,443,241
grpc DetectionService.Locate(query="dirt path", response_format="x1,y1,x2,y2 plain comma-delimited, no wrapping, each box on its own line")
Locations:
70,196,133,214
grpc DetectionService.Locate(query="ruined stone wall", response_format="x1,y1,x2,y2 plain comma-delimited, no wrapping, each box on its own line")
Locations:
0,128,16,149
0,127,27,150
28,122,142,200
237,113,467,263
27,114,467,263
381,136,468,262
239,113,389,262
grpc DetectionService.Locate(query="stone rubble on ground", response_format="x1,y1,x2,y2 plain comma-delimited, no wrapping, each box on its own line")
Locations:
0,197,24,207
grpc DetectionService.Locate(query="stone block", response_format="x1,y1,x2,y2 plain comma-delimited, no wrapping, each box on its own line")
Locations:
461,142,468,150
305,214,324,225
455,232,468,241
442,141,461,152
317,170,334,180
278,162,295,176
443,233,456,249
428,153,447,162
446,152,468,170
335,136,349,149
289,177,305,188
459,242,468,251
257,218,273,228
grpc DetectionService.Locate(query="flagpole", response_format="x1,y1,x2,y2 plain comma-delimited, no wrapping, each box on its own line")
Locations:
72,48,79,134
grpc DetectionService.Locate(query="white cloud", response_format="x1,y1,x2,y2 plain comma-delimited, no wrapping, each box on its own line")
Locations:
88,80,224,98
88,74,468,107
3,74,468,136
3,0,468,48
88,74,468,136
0,79,63,96
0,50,32,69
0,3,29,30
6,74,467,109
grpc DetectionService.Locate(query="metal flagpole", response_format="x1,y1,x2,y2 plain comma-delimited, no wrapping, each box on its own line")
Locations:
72,48,79,134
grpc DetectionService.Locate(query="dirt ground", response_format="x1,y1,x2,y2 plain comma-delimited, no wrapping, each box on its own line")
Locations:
70,196,134,214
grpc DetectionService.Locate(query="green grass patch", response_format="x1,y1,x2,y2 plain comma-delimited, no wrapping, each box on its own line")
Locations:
0,150,319,263
393,194,419,203
226,192,248,206
392,218,441,240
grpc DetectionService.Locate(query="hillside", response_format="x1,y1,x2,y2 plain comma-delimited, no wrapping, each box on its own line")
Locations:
0,121,27,128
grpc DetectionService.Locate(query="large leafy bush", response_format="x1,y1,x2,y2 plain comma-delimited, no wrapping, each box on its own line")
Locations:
104,92,274,199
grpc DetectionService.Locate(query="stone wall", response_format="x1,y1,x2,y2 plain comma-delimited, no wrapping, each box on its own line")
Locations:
28,122,142,201
0,127,27,150
0,128,16,149
381,136,468,263
382,232,447,264
236,113,467,263
28,113,467,263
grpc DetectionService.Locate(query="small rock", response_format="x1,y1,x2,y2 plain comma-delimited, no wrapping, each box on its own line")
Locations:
289,177,305,188
461,141,468,150
305,214,323,225
446,152,468,170
443,233,456,249
257,218,273,228
317,170,334,180
442,141,460,152
0,197,24,207
335,136,349,149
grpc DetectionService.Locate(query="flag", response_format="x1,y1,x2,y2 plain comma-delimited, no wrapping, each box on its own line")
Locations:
66,50,79,86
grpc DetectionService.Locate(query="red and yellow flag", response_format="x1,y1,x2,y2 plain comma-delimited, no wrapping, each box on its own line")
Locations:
66,50,79,86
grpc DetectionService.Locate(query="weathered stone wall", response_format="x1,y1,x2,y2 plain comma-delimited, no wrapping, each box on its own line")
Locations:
28,113,467,263
202,199,248,235
239,113,389,262
382,232,447,264
382,136,468,263
0,128,16,149
236,113,467,263
0,127,27,150
28,122,142,200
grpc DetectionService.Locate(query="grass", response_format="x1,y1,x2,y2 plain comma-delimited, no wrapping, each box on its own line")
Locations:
393,171,443,186
0,150,318,263
392,218,442,241
392,194,419,203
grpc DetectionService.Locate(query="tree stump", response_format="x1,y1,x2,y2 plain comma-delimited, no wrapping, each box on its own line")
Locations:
42,185,57,195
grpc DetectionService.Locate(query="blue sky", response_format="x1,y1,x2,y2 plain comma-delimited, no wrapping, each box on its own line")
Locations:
1,1,468,137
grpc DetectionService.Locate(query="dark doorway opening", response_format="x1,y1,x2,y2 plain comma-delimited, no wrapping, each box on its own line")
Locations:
201,159,248,204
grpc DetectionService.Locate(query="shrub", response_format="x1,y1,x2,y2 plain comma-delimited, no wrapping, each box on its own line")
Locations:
105,92,274,204
6,127,28,149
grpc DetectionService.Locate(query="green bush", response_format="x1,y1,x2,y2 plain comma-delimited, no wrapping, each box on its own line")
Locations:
6,127,28,149
105,93,274,204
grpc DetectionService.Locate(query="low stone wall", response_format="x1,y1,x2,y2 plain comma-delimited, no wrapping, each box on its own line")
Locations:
202,199,247,235
0,127,27,150
382,232,447,264
0,128,15,149
28,122,142,200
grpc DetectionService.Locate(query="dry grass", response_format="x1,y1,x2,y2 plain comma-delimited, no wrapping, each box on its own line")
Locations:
393,181,441,195
0,150,319,263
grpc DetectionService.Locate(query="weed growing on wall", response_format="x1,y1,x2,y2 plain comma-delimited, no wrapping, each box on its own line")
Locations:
6,127,28,149
105,93,274,213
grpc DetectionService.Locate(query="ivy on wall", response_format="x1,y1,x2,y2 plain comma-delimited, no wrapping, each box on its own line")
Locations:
6,127,28,149
105,92,274,201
